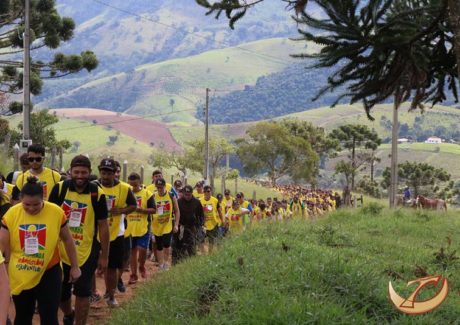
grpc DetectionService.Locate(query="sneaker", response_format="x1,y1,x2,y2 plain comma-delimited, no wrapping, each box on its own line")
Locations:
117,278,126,293
159,263,170,271
63,311,75,325
106,297,119,308
139,266,146,278
90,293,102,304
128,274,138,284
103,292,110,300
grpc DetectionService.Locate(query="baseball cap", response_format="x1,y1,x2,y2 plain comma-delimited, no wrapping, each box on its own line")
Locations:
70,155,91,169
98,158,116,172
155,178,166,187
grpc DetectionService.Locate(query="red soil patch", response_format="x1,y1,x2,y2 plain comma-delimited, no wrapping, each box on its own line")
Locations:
50,108,181,151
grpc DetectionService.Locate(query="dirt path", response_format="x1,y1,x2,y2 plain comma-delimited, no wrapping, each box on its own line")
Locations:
8,259,160,325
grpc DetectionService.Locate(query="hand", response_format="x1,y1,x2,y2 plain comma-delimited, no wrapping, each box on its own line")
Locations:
136,207,144,213
97,256,108,275
69,266,82,283
110,207,122,215
173,225,179,233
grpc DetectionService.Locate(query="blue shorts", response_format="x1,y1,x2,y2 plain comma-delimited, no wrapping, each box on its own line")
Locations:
131,232,150,250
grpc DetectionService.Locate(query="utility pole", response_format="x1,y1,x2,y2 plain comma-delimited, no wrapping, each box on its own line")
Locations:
389,98,399,208
23,0,31,140
204,88,210,185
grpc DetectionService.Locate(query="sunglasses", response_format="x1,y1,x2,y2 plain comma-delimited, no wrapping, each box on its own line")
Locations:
204,190,211,193
28,157,43,162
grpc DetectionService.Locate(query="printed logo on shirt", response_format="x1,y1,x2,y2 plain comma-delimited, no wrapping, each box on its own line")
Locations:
135,196,142,208
19,224,46,254
63,200,88,227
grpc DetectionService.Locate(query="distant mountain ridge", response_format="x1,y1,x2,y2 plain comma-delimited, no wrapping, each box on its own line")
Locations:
35,0,303,105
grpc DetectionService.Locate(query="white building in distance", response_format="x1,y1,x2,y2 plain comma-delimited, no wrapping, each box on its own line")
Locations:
425,136,442,144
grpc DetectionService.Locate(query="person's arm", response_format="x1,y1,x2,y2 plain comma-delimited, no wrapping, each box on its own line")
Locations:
60,224,81,282
217,202,224,224
110,189,137,215
47,183,61,205
196,200,205,228
172,196,180,233
139,196,156,214
94,192,109,275
0,226,10,266
0,255,9,325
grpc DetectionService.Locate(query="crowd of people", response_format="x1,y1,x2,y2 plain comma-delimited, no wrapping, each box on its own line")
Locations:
0,144,343,325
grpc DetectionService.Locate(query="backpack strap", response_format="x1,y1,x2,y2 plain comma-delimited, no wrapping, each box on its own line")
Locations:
57,180,71,207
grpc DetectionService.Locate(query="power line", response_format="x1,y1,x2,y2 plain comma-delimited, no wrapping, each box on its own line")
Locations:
91,0,296,67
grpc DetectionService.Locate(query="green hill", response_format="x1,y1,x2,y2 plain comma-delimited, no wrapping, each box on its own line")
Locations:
36,0,299,105
109,208,460,323
40,38,308,125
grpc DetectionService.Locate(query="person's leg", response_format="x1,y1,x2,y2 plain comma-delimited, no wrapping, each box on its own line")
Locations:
130,247,139,277
106,236,124,305
162,232,173,268
154,234,165,268
72,244,99,324
60,263,74,324
12,290,35,325
36,264,62,325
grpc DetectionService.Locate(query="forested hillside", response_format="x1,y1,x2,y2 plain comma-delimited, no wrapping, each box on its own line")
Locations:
197,64,338,123
35,0,300,106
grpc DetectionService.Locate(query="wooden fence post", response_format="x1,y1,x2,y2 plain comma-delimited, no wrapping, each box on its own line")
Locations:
122,160,128,182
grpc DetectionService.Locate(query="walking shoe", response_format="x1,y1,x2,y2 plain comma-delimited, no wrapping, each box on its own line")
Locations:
103,292,110,299
63,311,75,325
139,266,146,278
106,297,119,308
117,278,126,293
90,292,102,304
128,274,138,284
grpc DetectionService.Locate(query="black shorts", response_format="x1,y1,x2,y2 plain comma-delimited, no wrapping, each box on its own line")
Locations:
205,226,219,244
108,235,124,269
154,232,172,251
61,241,100,300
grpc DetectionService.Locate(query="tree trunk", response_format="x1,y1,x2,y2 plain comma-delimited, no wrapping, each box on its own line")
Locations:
448,0,460,80
351,138,356,190
370,157,375,182
390,91,402,208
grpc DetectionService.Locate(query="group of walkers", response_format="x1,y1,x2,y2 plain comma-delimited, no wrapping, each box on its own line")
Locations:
0,144,342,325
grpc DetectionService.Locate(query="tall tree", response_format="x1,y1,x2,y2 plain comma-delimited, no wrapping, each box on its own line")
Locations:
186,138,234,189
329,124,381,190
236,121,317,186
151,149,191,180
381,161,451,197
0,0,98,114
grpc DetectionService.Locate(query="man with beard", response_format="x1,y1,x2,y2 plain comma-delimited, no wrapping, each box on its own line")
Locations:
48,155,110,325
173,185,204,264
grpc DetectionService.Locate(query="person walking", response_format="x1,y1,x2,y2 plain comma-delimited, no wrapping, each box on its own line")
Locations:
126,173,155,283
48,155,110,325
173,185,204,264
11,144,62,204
0,177,81,325
97,158,137,307
151,178,180,270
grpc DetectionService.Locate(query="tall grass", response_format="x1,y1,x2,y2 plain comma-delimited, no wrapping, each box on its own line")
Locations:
109,207,460,324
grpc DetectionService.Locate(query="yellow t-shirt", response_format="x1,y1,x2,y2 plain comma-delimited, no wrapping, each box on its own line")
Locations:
126,188,153,237
221,196,233,212
57,182,106,266
226,207,246,233
0,251,4,264
146,182,173,195
101,182,131,241
1,182,14,199
152,191,173,236
199,196,220,231
15,168,61,201
2,202,66,295
193,190,204,200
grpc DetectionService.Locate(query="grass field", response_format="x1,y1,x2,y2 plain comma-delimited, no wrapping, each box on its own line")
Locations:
109,206,460,323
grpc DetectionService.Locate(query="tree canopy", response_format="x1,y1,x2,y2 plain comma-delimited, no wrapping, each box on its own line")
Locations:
236,121,317,186
197,0,459,118
0,0,98,114
381,161,451,197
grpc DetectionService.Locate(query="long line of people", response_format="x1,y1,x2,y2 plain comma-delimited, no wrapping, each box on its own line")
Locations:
0,144,341,325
